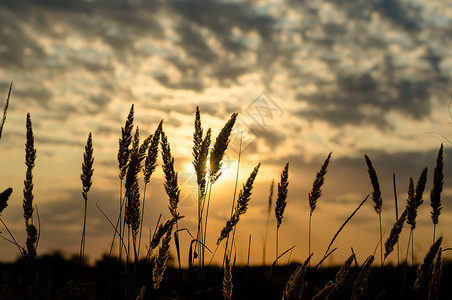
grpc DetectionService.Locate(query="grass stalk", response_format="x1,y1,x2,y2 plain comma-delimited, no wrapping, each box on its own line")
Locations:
138,120,162,258
407,167,428,265
308,152,332,261
275,162,289,263
384,209,407,264
430,144,443,243
351,255,375,300
224,131,243,258
282,254,312,300
218,163,260,246
318,194,369,268
115,104,134,261
80,132,93,265
364,154,383,267
263,179,274,266
393,173,400,265
414,236,442,291
0,82,12,141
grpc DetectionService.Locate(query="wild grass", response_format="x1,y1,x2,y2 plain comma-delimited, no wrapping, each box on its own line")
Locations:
384,209,407,263
312,253,354,300
364,154,383,266
351,255,374,300
263,178,274,265
217,163,260,246
275,162,289,263
282,253,312,300
406,167,428,265
0,89,451,299
0,82,12,140
308,152,331,262
430,143,444,242
80,132,93,265
414,236,442,291
23,113,38,263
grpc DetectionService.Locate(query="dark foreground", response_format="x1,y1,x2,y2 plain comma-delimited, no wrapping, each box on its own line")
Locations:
0,252,451,299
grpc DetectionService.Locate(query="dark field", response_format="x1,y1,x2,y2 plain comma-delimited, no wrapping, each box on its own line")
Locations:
1,252,451,299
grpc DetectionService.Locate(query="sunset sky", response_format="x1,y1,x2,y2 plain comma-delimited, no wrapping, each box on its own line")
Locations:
1,0,452,267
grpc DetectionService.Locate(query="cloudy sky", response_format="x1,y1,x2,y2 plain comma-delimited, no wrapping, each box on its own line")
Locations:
1,0,452,267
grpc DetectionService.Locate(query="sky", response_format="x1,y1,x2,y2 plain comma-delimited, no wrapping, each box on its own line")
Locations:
1,0,452,267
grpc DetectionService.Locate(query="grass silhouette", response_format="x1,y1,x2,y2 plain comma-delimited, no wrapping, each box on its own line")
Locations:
0,86,450,299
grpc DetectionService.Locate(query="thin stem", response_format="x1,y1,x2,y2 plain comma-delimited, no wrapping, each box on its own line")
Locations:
244,235,251,299
263,212,270,266
393,173,399,265
433,224,436,244
276,227,279,265
405,229,412,265
411,230,414,266
379,212,383,267
401,229,412,300
96,201,128,256
137,182,148,259
202,181,213,270
309,211,312,265
0,218,25,257
80,198,87,265
109,180,123,259
225,132,242,257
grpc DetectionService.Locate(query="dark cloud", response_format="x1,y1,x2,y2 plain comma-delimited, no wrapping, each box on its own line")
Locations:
248,124,286,150
169,0,277,47
211,63,248,86
0,10,46,70
373,0,421,31
154,73,204,92
176,22,217,64
0,0,451,131
13,85,54,109
295,67,440,129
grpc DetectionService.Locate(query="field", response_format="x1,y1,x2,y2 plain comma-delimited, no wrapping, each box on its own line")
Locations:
0,84,450,299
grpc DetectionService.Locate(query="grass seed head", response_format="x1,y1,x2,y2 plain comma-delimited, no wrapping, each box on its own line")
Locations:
193,106,203,163
194,128,211,199
407,168,428,230
161,131,181,218
144,120,163,184
0,82,12,140
81,132,94,201
309,152,332,215
414,167,428,207
384,209,407,259
152,224,173,290
124,128,144,236
118,104,134,180
429,246,442,300
414,236,442,291
217,163,260,245
149,215,182,251
312,253,354,300
23,113,36,226
364,154,382,214
430,144,444,225
282,253,312,300
209,112,238,183
275,162,289,229
223,254,233,300
267,179,274,216
351,255,374,300
0,187,12,214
